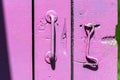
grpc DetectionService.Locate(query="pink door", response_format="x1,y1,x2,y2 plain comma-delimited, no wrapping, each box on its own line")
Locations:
73,0,118,80
35,0,117,80
3,0,32,80
35,0,71,80
3,0,117,80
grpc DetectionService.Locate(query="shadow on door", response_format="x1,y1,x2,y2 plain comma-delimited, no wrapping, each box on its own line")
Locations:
0,0,11,80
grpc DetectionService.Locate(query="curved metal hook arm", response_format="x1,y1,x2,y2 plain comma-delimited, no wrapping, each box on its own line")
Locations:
84,23,99,70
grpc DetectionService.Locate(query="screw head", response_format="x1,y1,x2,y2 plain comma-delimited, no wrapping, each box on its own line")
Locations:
45,10,58,23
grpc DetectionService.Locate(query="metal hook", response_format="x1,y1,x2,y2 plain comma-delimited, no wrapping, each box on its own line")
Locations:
83,23,100,70
44,10,58,70
74,23,100,70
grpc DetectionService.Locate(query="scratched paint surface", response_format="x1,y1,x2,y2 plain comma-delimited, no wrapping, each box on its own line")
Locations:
35,0,70,80
3,0,32,80
73,0,117,80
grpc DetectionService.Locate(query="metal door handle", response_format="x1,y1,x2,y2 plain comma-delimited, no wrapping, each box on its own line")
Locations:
45,10,58,70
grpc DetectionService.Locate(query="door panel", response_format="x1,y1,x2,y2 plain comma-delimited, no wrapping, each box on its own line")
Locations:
3,0,32,80
35,0,71,80
73,0,117,80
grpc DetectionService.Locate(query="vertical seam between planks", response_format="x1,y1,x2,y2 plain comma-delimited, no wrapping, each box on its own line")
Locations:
71,0,74,80
32,0,34,79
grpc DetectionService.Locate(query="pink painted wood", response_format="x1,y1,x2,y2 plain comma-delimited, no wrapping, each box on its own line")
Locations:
3,0,32,80
73,0,117,80
35,0,71,80
3,0,117,79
